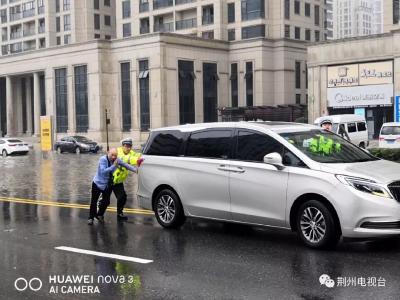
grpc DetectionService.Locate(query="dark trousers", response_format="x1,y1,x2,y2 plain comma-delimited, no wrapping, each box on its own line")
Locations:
112,183,127,215
89,182,112,219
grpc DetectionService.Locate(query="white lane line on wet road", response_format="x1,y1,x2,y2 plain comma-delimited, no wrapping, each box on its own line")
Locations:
55,246,153,264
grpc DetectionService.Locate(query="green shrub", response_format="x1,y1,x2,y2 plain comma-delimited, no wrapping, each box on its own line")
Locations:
368,148,400,162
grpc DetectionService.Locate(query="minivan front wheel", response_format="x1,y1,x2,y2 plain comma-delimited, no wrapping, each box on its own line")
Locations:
296,200,340,249
154,189,185,229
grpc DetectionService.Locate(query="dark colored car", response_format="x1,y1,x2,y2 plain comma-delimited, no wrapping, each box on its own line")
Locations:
54,136,102,154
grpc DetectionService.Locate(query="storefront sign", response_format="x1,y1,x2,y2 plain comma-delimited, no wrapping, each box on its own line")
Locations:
327,64,359,87
354,108,366,117
359,61,393,85
395,96,400,122
40,116,53,152
327,84,393,108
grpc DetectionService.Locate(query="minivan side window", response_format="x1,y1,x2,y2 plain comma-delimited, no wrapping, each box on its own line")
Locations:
357,122,366,131
145,131,184,156
236,131,306,167
347,123,357,133
186,130,232,159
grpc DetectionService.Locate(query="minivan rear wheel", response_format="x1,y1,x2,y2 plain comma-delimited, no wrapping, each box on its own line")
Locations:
296,200,340,249
154,189,185,229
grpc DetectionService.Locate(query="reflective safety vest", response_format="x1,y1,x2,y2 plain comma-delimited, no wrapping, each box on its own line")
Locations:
113,147,141,184
309,135,341,155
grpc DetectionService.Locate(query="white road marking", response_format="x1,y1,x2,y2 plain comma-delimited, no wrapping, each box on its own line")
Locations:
55,246,153,264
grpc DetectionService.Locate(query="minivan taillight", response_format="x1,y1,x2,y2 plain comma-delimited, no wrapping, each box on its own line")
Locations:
137,158,144,167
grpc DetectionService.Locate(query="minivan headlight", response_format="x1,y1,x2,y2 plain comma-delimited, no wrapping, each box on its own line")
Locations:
336,175,392,199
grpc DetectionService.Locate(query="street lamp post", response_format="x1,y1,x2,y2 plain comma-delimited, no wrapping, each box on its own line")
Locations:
105,109,110,152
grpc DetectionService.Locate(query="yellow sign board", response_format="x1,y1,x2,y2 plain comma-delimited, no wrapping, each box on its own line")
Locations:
40,116,53,151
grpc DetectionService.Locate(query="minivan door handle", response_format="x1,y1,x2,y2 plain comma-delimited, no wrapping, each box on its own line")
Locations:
217,165,231,172
230,167,245,173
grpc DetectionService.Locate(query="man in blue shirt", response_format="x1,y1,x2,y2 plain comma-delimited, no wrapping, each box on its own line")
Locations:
88,148,137,225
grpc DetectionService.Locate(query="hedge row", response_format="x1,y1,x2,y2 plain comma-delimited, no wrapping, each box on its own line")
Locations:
368,148,400,162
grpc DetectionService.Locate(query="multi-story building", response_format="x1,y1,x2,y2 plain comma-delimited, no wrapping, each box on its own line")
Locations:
0,0,327,142
333,0,382,40
324,0,333,40
0,0,116,56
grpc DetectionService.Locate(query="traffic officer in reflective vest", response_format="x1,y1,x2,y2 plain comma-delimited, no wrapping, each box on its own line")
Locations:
112,138,141,221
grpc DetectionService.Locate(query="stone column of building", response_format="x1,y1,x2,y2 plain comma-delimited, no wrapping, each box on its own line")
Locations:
67,66,76,134
88,70,103,140
33,73,41,136
5,76,14,137
25,77,33,135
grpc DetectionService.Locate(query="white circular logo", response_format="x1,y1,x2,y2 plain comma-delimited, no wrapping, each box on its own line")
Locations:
319,274,335,288
14,277,42,292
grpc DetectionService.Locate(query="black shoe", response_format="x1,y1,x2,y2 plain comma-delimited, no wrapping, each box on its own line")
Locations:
95,215,104,223
117,213,128,221
87,218,94,225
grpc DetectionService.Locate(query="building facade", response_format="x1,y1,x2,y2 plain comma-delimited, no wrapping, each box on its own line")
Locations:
0,0,116,56
0,0,328,142
333,0,383,40
308,31,400,139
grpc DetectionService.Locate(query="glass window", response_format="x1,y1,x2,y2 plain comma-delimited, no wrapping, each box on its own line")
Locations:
56,16,60,32
55,68,68,133
203,63,218,122
94,14,100,30
295,26,300,39
315,30,320,42
245,61,253,106
56,0,60,13
381,126,400,135
94,0,99,9
64,14,71,31
241,24,265,39
305,3,310,17
64,34,71,44
104,15,111,26
241,0,265,21
121,62,131,131
305,29,310,41
230,63,238,107
186,130,232,159
104,0,110,7
347,123,357,133
178,60,195,124
122,0,131,18
123,23,131,37
228,2,235,23
284,0,290,20
296,94,301,104
63,0,70,11
139,59,150,131
237,131,283,162
280,130,378,164
145,131,184,156
74,65,88,132
294,0,300,14
284,24,290,38
314,5,320,25
357,122,366,132
228,29,235,41
394,0,399,24
295,61,301,89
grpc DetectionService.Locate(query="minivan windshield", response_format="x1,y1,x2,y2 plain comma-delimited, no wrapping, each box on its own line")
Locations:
381,126,400,135
280,129,378,163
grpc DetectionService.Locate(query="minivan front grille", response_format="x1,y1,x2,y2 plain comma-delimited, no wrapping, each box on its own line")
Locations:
388,181,400,202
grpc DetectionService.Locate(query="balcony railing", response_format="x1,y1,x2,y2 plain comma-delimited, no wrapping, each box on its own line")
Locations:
38,25,45,33
38,6,45,14
1,16,7,24
10,42,22,53
202,15,213,25
2,45,9,55
139,2,149,12
154,22,174,32
140,26,150,34
153,0,173,10
22,9,35,18
10,13,22,21
241,10,264,21
176,18,196,30
23,42,36,51
10,31,22,39
23,29,35,37
1,34,7,41
175,0,196,5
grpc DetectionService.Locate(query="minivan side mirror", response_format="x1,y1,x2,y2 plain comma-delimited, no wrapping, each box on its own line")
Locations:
263,153,285,170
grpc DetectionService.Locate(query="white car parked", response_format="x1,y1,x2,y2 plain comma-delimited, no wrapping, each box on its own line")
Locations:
138,122,400,249
314,114,369,148
0,138,30,157
379,122,400,148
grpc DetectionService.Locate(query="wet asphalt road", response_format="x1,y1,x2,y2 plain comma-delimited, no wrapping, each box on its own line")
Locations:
1,151,400,300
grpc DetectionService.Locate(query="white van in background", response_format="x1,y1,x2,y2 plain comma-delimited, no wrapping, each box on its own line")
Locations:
379,122,400,148
314,114,369,148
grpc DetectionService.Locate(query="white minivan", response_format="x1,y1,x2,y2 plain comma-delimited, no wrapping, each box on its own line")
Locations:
314,114,369,148
379,122,400,148
138,122,400,249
